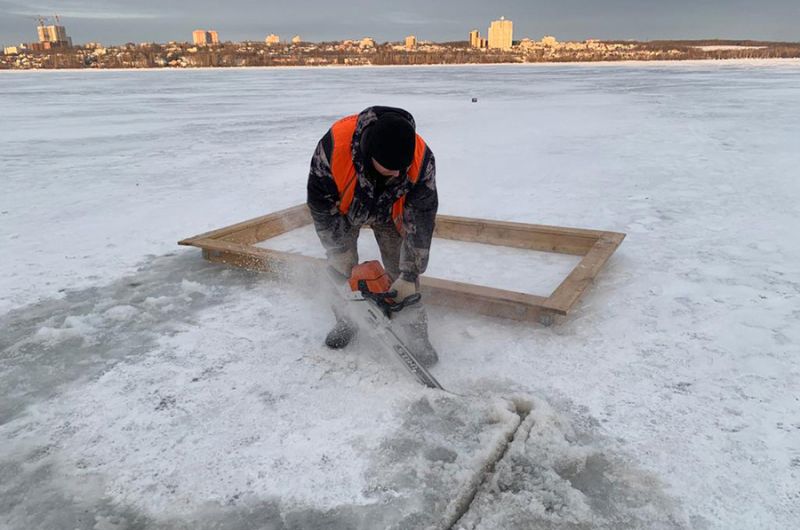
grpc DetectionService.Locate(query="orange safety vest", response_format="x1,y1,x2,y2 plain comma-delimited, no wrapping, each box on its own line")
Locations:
330,114,427,234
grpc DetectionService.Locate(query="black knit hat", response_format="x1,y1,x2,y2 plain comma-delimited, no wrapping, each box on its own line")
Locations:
367,113,416,171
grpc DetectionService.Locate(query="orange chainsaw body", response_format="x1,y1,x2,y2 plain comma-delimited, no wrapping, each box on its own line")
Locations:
348,260,392,294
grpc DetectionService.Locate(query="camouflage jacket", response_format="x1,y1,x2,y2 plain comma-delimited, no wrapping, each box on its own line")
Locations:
306,106,438,281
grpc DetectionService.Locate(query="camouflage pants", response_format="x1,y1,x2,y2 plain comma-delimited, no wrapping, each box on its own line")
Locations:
329,221,403,283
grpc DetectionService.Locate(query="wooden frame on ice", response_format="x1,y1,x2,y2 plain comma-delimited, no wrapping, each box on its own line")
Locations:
178,204,625,325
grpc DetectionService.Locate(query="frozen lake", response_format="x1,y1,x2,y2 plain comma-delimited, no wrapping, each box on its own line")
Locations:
1,62,799,529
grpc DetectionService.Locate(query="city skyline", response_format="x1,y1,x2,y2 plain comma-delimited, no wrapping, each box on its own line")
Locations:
1,0,799,46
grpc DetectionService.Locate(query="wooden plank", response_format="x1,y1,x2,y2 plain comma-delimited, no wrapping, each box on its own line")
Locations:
178,204,625,324
193,238,318,275
179,204,311,246
181,204,624,257
437,213,612,240
186,238,561,323
222,205,312,245
422,276,548,306
192,237,554,311
544,235,626,313
434,214,602,256
421,276,561,322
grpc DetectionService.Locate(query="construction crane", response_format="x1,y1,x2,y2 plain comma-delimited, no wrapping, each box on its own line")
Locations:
35,15,63,27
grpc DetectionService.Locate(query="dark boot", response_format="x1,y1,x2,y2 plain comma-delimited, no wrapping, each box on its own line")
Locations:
405,331,439,368
325,318,357,349
396,307,439,368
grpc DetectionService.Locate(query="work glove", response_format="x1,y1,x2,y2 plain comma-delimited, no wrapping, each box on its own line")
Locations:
390,277,418,302
328,249,356,277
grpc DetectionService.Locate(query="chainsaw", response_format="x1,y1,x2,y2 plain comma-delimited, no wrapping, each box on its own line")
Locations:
327,260,444,390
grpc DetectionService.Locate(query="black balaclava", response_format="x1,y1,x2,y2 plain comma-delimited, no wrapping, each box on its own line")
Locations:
365,113,416,171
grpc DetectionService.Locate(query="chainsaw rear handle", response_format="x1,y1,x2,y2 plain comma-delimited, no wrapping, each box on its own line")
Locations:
387,292,422,312
357,280,421,312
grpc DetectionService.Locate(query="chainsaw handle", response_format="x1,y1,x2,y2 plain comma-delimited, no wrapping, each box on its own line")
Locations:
357,280,422,314
389,292,422,311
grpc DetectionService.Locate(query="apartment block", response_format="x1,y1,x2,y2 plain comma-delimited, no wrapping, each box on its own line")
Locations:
488,17,513,50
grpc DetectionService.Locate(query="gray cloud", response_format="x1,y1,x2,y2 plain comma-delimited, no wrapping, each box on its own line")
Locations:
2,0,163,18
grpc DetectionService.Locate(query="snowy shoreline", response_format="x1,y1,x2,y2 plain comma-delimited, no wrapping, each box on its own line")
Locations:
1,56,799,73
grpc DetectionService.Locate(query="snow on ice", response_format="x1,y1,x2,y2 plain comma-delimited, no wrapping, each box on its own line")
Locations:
1,61,800,529
258,225,583,296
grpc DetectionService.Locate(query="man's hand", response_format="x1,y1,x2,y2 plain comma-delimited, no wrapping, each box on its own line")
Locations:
390,278,417,302
328,249,356,277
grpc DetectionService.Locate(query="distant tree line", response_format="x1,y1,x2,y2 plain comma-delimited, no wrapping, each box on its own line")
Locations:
3,40,799,70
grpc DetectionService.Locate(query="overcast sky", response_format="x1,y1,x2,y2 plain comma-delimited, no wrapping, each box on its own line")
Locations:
1,0,798,46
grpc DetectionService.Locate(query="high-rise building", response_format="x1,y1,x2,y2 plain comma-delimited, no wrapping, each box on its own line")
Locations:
405,35,417,49
193,30,219,46
37,18,72,47
488,16,513,50
469,30,479,48
469,29,489,49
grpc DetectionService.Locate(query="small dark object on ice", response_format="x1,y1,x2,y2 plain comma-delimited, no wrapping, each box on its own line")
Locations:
471,97,478,103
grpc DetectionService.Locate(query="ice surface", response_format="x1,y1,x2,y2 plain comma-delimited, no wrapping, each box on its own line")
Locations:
454,397,687,529
2,61,800,528
257,225,582,295
0,254,523,529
